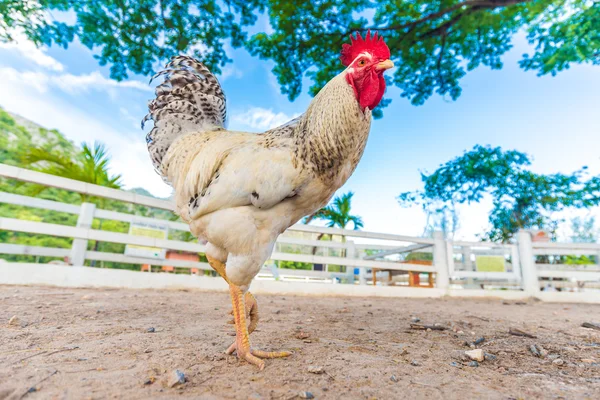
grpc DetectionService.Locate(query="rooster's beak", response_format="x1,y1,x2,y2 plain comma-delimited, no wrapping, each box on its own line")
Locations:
376,59,394,71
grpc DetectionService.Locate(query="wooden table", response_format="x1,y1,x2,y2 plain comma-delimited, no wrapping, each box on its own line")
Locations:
372,260,434,287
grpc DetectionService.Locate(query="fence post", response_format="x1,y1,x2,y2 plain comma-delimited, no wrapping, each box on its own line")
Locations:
446,241,455,277
358,244,367,285
432,231,449,292
346,240,357,284
461,246,471,271
517,230,539,296
70,202,96,266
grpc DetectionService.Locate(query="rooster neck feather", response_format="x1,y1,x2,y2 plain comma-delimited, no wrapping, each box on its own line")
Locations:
287,73,371,183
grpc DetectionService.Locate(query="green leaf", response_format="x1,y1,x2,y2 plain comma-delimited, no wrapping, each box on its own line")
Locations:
2,0,597,114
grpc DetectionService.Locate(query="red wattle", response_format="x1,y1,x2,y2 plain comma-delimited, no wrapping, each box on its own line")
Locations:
347,70,387,111
359,71,379,110
370,74,386,110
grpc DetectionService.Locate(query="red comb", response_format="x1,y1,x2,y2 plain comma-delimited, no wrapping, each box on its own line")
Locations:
340,30,390,67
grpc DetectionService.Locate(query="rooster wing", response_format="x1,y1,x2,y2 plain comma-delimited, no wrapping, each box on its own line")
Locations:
144,56,306,223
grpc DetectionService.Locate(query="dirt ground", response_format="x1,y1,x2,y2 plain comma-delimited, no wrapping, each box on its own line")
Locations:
1,285,599,400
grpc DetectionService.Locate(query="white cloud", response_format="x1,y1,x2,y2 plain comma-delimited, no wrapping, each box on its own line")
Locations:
0,73,172,198
232,107,300,131
0,31,65,72
54,71,152,93
0,67,152,94
220,64,243,81
119,107,143,130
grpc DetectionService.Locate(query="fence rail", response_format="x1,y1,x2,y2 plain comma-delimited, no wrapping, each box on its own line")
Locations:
1,163,600,302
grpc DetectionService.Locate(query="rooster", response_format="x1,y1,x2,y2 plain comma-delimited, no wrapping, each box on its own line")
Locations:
143,31,393,369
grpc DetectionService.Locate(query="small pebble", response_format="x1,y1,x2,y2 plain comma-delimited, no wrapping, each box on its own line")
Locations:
307,366,324,374
411,317,421,323
167,370,186,387
465,349,485,362
473,337,485,345
410,360,420,367
529,344,547,358
295,331,311,340
147,327,156,333
553,359,565,366
390,375,398,382
484,353,497,361
450,362,461,368
8,315,20,326
468,361,479,368
299,391,314,399
451,350,468,361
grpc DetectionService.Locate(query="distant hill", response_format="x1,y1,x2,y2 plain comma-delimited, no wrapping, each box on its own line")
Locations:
0,108,78,165
128,186,171,200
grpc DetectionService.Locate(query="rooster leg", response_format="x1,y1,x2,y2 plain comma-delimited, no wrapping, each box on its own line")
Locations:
207,256,259,333
207,255,290,367
226,292,257,330
228,283,291,369
246,291,259,334
228,283,265,369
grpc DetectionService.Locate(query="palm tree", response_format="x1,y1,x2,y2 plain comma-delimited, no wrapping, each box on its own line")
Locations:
20,141,122,201
20,141,123,265
314,192,364,231
304,192,363,266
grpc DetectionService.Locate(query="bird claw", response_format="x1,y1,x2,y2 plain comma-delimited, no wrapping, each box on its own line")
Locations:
225,342,292,369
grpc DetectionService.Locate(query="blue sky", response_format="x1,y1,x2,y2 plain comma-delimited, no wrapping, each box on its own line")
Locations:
0,28,598,240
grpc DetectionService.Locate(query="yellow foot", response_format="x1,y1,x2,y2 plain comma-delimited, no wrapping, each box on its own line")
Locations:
225,342,292,359
228,284,291,370
225,343,292,370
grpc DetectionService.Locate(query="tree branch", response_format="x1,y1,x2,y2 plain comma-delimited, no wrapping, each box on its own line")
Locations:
436,32,448,88
347,0,532,36
421,7,477,39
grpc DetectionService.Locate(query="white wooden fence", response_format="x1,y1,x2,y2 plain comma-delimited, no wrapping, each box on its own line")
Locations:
1,163,599,303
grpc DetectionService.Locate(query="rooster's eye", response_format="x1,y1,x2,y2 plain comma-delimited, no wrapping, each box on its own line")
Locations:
358,60,366,67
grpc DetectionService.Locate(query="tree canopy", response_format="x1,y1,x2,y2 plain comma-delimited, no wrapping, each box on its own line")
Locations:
2,1,598,116
570,216,598,243
398,145,600,242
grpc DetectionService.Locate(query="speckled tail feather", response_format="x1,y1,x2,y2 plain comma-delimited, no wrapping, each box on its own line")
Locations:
143,56,227,180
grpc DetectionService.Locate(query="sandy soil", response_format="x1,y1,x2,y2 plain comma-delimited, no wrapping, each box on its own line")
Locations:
1,285,599,400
